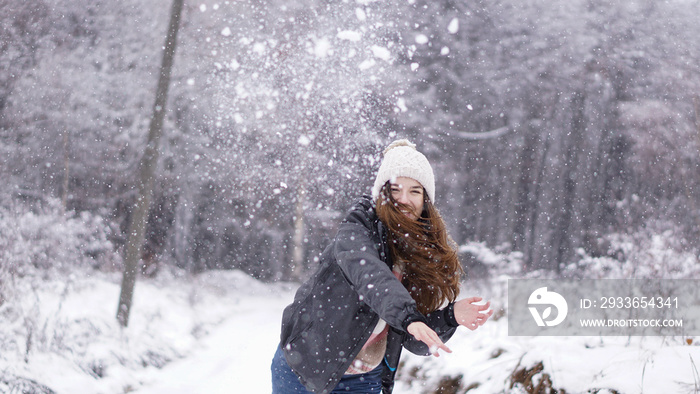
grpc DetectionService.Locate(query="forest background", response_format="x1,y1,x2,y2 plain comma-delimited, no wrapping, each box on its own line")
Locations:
3,0,700,311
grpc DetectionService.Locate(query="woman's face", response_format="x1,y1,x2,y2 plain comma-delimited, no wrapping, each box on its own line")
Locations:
390,177,425,220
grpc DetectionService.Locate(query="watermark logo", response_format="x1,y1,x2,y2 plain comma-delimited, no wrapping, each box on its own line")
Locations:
509,279,694,336
528,287,568,327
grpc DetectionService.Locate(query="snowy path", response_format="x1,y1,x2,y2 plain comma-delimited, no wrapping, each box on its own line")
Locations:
132,281,294,394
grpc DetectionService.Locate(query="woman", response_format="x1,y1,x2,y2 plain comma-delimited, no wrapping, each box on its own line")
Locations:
271,139,493,393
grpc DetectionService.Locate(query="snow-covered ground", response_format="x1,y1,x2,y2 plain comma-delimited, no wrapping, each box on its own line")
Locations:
2,269,700,394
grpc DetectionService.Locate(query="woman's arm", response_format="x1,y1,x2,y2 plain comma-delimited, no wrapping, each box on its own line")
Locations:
333,203,427,332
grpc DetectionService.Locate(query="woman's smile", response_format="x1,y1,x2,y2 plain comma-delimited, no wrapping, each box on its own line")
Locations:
390,177,425,220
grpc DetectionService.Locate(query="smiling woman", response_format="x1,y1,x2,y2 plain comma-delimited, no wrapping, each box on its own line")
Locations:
271,139,493,394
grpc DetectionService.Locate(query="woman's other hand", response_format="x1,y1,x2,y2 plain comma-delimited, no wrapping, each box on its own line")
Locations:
407,321,452,357
454,297,493,330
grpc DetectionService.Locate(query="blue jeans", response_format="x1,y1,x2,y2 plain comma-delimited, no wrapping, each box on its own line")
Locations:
271,345,383,393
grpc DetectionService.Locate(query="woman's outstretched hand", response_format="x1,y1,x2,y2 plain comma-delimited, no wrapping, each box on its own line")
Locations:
454,297,493,330
407,298,492,357
407,321,452,357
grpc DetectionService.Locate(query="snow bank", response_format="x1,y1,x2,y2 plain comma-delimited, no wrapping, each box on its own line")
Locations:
0,268,295,394
395,315,700,393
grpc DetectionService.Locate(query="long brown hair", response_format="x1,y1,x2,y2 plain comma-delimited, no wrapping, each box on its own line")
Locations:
376,182,463,314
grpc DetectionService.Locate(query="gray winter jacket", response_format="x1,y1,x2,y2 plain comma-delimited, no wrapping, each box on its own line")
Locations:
280,196,460,394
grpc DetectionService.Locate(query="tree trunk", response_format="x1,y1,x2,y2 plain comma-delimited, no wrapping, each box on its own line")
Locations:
116,0,184,327
291,180,306,281
694,96,700,146
553,90,585,271
172,185,195,271
61,130,70,214
512,125,538,253
526,126,552,270
691,96,700,242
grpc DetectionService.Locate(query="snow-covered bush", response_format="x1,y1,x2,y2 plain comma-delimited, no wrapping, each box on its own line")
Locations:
459,241,524,278
0,198,119,305
461,225,699,281
563,226,700,279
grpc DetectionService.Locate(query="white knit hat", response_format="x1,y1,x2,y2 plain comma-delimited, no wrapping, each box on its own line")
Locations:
371,139,435,202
